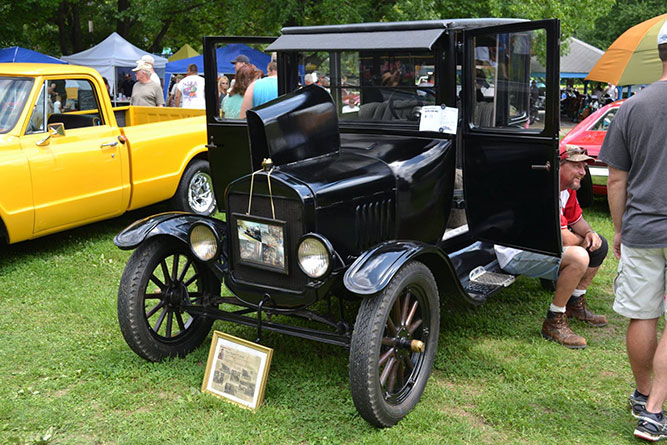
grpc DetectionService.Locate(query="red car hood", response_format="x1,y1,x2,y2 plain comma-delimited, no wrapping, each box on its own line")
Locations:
559,99,626,158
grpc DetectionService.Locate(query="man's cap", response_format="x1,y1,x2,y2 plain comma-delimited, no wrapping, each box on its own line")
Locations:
138,55,155,65
231,54,250,65
560,145,595,164
132,61,152,72
659,21,667,45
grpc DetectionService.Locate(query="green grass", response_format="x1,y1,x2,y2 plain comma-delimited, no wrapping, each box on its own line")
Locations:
0,198,649,444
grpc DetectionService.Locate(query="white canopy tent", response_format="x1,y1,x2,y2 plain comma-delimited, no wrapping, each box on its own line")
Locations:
61,32,167,99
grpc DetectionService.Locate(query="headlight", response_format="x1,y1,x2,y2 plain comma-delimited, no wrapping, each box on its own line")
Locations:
189,224,219,262
297,235,332,279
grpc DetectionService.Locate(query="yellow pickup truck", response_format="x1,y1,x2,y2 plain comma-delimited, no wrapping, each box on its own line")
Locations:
0,63,215,244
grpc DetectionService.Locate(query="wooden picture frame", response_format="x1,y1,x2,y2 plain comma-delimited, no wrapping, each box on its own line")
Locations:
201,331,273,410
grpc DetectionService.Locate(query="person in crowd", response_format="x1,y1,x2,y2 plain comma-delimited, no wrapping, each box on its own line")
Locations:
138,55,161,86
173,64,205,109
494,145,609,349
120,73,135,98
240,61,277,118
592,83,604,98
166,74,182,107
604,83,618,101
102,77,112,98
304,72,316,86
599,22,667,442
231,54,250,74
218,75,230,115
130,61,164,107
53,94,62,114
221,64,255,119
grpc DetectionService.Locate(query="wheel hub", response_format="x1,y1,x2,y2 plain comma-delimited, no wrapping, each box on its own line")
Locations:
165,282,188,308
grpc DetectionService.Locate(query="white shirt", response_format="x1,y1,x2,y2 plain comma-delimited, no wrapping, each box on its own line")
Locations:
176,75,206,109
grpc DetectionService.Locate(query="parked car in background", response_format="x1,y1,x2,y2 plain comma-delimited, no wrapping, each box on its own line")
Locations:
559,99,625,206
0,63,215,245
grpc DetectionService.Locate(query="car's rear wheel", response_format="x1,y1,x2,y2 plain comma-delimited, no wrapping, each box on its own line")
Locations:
349,261,439,427
172,159,216,216
117,237,220,361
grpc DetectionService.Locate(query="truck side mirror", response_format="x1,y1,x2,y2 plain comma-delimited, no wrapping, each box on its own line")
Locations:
35,122,66,147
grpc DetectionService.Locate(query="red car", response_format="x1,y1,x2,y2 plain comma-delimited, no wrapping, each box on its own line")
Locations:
559,99,625,206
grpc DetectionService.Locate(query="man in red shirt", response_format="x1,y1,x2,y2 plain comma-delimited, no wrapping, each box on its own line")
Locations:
495,145,608,348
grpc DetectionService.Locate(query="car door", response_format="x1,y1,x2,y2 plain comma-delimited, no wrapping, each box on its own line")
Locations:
461,19,561,255
202,36,276,209
20,77,124,235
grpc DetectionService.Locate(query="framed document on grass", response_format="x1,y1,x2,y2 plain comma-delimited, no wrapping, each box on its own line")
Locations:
201,331,273,410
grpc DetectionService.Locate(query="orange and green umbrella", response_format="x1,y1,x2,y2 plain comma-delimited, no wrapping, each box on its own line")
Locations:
586,13,667,86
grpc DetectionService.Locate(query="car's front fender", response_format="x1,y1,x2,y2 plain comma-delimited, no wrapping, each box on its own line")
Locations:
114,211,226,252
343,240,472,303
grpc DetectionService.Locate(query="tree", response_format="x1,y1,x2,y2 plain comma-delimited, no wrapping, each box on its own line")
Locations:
575,0,667,50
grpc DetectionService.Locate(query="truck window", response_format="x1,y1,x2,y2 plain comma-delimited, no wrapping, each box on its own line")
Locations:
472,28,546,132
28,79,105,133
0,76,33,134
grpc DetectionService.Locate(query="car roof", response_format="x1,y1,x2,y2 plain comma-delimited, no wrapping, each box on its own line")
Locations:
0,63,100,77
268,18,526,52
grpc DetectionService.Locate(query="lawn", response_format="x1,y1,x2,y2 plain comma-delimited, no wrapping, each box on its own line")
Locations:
0,197,650,444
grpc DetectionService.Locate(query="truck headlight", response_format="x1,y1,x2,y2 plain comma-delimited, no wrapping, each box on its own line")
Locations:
297,234,333,279
189,224,219,262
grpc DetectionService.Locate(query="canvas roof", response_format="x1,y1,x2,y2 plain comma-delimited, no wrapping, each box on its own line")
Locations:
0,46,67,64
169,44,199,62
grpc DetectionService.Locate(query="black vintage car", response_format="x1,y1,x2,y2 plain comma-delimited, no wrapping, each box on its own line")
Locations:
114,18,562,427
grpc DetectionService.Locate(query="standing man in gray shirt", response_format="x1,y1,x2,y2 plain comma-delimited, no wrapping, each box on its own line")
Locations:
599,21,667,442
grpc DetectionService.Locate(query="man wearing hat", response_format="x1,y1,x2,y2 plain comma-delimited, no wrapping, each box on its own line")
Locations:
231,54,250,74
494,145,608,349
601,21,667,441
139,54,161,86
130,60,164,107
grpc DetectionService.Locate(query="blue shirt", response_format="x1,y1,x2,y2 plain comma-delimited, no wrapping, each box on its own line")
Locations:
252,76,278,107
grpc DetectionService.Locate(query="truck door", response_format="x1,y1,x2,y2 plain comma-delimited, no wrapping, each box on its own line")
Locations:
202,37,276,209
461,20,561,255
20,78,124,235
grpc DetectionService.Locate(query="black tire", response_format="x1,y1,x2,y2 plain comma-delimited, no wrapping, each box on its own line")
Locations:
578,166,594,208
171,159,216,216
117,237,220,361
349,261,439,427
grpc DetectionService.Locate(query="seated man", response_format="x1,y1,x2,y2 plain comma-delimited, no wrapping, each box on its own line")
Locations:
494,145,608,349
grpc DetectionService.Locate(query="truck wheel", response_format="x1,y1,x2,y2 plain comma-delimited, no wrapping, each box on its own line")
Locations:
349,261,439,427
172,159,216,216
117,237,220,362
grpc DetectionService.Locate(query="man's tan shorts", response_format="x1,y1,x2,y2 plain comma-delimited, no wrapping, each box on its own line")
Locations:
613,245,667,319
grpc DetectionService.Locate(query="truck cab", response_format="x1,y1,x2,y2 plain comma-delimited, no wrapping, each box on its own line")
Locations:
115,18,561,428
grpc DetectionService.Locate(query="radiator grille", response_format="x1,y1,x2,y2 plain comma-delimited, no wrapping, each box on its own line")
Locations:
355,199,393,250
228,192,308,290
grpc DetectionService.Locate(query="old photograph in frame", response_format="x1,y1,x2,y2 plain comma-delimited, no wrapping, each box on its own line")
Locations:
201,331,273,411
234,213,287,274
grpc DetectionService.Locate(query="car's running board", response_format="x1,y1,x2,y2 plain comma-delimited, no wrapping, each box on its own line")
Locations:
463,267,516,303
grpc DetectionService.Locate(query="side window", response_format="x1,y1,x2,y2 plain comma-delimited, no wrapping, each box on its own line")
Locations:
39,78,104,130
26,83,47,134
214,42,276,121
472,29,546,132
591,108,618,131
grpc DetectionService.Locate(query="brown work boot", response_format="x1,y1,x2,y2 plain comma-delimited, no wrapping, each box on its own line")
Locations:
541,312,587,349
566,296,608,327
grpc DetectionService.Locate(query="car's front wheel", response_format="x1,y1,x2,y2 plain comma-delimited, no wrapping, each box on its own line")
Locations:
117,237,220,361
349,261,439,427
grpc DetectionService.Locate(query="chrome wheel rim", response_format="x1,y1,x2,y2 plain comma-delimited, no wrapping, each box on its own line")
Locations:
188,171,215,214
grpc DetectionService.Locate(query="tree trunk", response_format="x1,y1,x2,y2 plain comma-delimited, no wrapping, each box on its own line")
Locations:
117,0,131,38
70,1,83,53
56,1,70,55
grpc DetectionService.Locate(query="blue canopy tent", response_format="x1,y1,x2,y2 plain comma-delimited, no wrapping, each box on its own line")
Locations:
164,44,271,101
0,46,67,64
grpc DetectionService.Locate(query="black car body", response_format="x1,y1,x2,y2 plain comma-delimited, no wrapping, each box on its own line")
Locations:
115,18,562,427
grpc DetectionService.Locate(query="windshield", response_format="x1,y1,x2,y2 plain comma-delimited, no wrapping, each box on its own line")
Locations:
0,76,34,133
